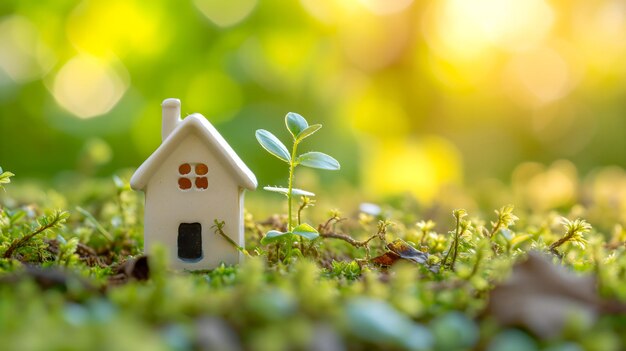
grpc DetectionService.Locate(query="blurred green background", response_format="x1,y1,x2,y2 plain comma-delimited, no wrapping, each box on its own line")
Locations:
1,0,625,203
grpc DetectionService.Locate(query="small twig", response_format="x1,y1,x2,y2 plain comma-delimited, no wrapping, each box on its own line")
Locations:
549,235,572,252
296,196,315,226
420,230,427,246
297,202,305,226
3,214,65,259
465,243,484,280
319,231,379,259
450,227,465,270
318,219,391,260
442,210,467,271
489,218,502,238
548,218,591,258
212,219,251,257
319,214,345,233
318,231,370,247
441,233,455,269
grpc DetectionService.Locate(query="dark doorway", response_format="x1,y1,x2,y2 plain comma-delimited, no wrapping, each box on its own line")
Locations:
178,223,202,261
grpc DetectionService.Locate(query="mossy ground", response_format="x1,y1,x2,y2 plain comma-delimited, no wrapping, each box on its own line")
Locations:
1,166,626,351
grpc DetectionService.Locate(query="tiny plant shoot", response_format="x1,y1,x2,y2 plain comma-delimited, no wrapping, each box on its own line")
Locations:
256,113,340,257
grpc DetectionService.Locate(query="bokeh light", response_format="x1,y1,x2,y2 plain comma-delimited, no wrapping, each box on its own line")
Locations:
0,0,625,204
362,136,462,202
67,0,164,57
425,0,554,60
503,46,574,106
0,16,55,83
193,0,258,28
358,0,414,15
51,55,129,119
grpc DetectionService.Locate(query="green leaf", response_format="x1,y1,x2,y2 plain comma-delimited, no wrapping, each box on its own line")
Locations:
263,186,315,197
297,152,340,170
285,112,308,139
256,129,291,163
292,223,319,240
260,230,292,245
511,234,532,248
296,124,322,141
0,170,15,189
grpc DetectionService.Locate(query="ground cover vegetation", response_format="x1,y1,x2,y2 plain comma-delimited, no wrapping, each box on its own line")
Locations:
1,159,626,350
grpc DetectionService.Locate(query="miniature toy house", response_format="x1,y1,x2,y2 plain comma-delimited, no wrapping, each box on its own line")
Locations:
130,98,257,270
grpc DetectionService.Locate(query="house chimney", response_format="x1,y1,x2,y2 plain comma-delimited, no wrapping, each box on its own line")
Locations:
161,98,181,141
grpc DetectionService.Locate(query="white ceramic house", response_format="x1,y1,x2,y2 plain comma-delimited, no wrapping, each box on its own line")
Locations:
130,98,257,270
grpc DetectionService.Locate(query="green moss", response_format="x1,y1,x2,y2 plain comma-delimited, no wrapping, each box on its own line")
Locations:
0,168,626,350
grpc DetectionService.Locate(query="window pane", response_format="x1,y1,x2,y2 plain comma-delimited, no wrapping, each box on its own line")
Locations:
178,177,192,190
179,163,191,175
195,177,208,189
196,163,208,175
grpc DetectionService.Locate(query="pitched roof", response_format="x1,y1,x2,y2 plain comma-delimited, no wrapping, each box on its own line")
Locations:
130,113,257,191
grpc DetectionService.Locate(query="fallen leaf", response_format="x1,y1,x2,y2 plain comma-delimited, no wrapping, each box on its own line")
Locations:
371,251,401,266
387,239,428,264
371,239,439,273
485,251,626,339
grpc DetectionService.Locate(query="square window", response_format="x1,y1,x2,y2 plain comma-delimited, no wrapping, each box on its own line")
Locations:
178,163,208,191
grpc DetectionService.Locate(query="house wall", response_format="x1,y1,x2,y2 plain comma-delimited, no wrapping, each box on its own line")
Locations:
144,133,243,270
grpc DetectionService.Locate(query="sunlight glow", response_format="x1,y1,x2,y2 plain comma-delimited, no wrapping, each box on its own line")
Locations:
573,0,626,71
0,16,55,83
504,47,572,106
363,136,462,202
67,0,162,57
52,55,129,119
358,0,414,15
339,12,410,70
426,0,554,60
194,0,258,27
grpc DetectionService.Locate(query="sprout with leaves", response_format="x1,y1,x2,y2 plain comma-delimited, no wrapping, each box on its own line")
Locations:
256,113,340,258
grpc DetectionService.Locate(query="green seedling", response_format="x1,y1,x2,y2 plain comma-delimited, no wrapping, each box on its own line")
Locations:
256,112,340,259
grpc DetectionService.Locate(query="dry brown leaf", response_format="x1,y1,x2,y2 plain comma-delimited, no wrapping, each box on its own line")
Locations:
371,251,401,267
485,251,624,339
371,239,439,272
387,239,429,264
